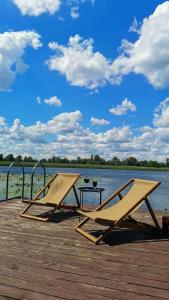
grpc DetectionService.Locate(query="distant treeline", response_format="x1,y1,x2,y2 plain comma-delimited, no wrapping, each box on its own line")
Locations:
0,153,169,168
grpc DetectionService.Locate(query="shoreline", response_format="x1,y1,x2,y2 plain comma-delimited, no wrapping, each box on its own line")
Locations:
0,161,169,172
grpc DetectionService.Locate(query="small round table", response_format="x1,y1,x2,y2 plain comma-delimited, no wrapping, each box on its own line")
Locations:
78,187,105,210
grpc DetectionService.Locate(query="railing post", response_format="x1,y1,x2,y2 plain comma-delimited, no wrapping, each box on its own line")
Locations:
30,162,46,200
6,162,25,201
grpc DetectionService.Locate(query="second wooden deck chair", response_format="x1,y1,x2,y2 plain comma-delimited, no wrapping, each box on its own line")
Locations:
21,173,80,221
75,179,161,244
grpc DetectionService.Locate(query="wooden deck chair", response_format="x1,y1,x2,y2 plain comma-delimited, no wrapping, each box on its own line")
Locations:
75,179,161,244
21,173,80,222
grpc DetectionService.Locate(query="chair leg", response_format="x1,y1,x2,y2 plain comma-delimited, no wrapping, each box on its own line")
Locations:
76,227,99,244
75,217,97,243
75,216,90,229
21,202,57,222
145,198,161,231
46,207,58,221
21,202,32,216
72,186,80,208
21,214,49,222
95,223,116,244
75,217,115,244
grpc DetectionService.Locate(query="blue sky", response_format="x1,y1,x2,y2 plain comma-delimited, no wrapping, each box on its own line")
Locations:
0,0,169,161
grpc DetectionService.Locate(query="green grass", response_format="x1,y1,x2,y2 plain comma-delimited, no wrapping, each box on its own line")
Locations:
0,161,169,171
42,163,169,172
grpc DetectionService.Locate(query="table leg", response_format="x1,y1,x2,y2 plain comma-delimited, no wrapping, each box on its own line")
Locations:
100,192,102,205
79,191,82,221
82,191,84,210
80,191,82,209
79,191,84,210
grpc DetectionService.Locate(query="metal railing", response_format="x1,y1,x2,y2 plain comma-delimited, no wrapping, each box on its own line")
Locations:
6,161,25,201
3,161,47,201
30,162,46,200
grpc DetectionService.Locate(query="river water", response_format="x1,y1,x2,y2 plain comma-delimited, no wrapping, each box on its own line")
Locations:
0,166,169,211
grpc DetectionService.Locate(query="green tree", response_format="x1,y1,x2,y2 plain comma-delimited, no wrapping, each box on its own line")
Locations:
40,158,47,163
166,158,169,167
62,157,69,163
139,160,149,167
16,155,22,162
111,157,121,165
90,154,94,164
148,160,159,167
124,157,139,166
23,156,35,162
93,154,105,165
4,154,15,161
76,156,82,164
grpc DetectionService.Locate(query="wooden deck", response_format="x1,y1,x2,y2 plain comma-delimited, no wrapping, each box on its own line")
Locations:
0,199,169,300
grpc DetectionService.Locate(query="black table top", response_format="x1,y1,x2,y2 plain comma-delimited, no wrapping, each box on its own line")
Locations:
78,187,105,192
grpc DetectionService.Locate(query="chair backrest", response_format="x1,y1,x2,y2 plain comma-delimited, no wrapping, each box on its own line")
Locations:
42,173,80,205
94,179,160,222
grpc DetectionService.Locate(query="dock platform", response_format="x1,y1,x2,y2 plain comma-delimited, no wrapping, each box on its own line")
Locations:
0,199,169,300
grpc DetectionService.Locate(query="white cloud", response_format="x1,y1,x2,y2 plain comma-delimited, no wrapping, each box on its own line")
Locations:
90,117,110,126
46,34,115,90
12,0,61,16
70,6,79,18
0,111,133,159
153,97,169,127
12,0,94,17
0,117,6,127
1,98,169,161
129,17,140,34
111,1,169,89
44,96,62,107
36,95,62,107
0,31,42,91
11,2,169,94
97,126,132,144
109,98,136,115
36,96,42,104
26,111,82,138
46,2,169,91
0,111,83,145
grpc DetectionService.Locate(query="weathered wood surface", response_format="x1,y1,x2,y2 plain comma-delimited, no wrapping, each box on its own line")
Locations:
0,200,169,300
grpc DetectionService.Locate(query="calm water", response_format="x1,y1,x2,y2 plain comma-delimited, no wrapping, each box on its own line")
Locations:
0,166,169,211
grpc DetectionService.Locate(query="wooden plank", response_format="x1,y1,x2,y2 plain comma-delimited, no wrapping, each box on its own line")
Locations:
0,284,63,300
0,274,113,300
0,233,169,273
0,248,168,288
0,248,169,285
1,232,168,268
0,255,168,293
0,229,168,278
0,199,169,300
0,243,169,298
0,295,18,300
